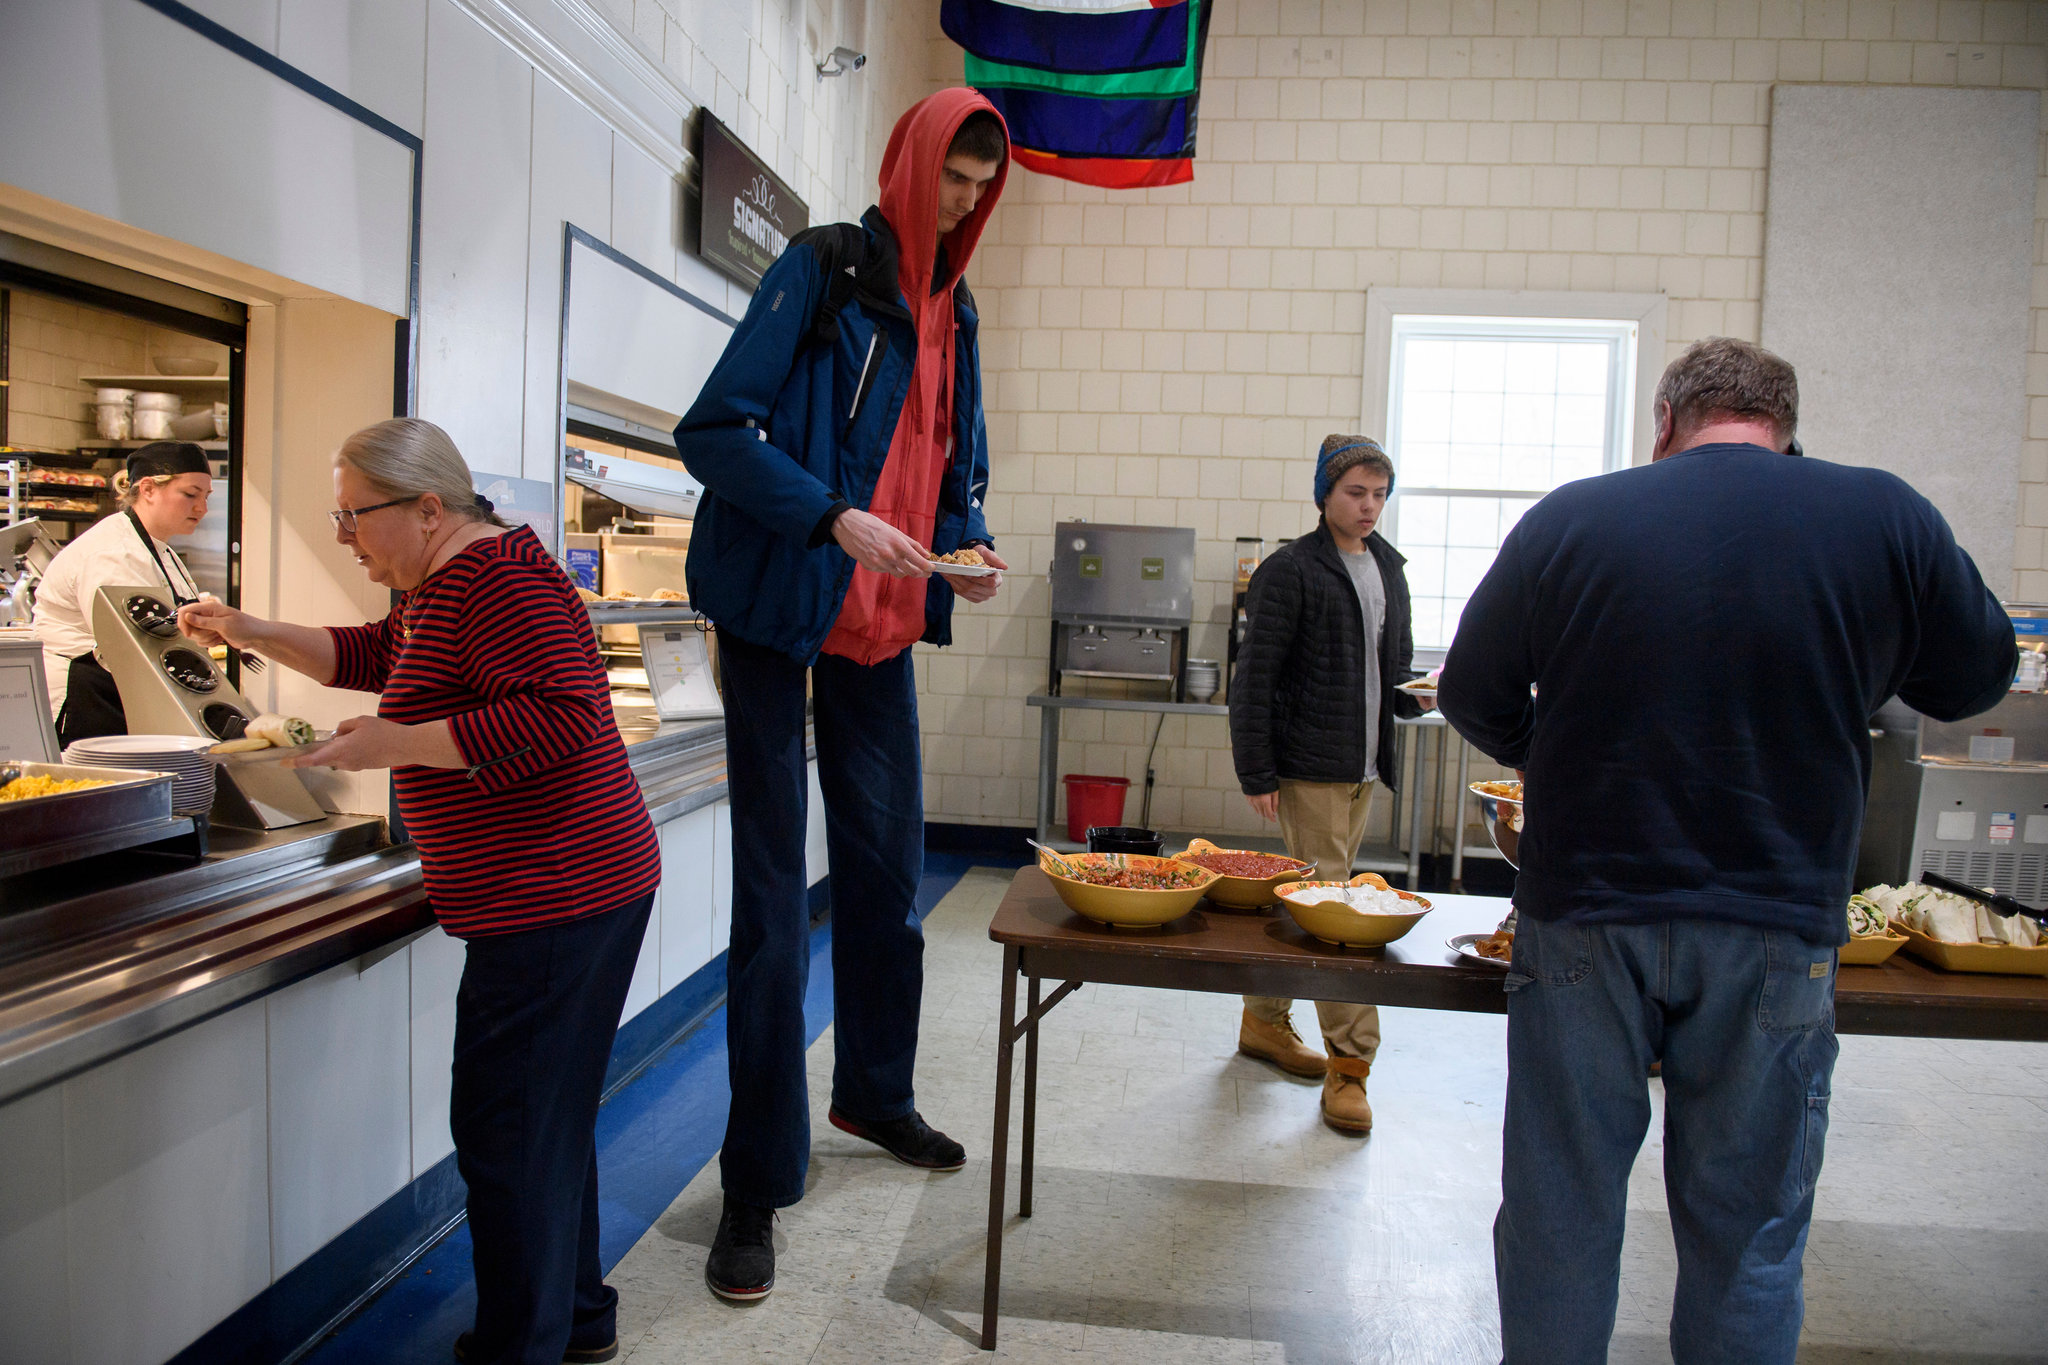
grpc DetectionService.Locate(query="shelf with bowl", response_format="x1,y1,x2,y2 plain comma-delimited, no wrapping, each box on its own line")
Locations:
79,373,229,400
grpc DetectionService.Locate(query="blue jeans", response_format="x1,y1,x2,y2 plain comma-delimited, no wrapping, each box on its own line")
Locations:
1495,915,1839,1365
717,632,927,1207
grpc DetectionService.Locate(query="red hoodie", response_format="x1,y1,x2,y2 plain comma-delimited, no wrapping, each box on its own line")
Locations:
820,89,1008,666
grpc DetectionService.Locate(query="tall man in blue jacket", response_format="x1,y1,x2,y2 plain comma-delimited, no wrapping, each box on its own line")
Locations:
673,90,1010,1303
1438,337,2016,1364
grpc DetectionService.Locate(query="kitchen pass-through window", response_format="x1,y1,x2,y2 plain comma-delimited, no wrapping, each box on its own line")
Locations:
1364,291,1665,656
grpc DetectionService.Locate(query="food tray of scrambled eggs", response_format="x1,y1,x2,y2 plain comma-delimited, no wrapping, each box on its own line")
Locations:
0,761,180,877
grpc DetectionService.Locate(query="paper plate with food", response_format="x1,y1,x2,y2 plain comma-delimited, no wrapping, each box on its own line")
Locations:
925,547,998,578
1449,927,1515,968
208,714,335,764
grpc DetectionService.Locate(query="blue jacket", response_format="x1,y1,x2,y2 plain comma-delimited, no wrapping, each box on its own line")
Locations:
673,209,993,663
1438,444,2016,945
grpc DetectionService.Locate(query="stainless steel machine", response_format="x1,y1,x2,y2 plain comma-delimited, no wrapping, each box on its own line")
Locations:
90,583,325,828
1858,605,2048,901
1047,522,1196,699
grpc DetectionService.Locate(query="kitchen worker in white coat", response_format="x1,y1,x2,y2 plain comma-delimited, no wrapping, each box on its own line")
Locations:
32,440,210,744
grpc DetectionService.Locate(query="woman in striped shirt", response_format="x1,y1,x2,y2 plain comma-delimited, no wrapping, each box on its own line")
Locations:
180,418,659,1365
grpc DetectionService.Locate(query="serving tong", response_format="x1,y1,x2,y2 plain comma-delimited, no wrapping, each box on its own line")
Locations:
1917,868,2048,926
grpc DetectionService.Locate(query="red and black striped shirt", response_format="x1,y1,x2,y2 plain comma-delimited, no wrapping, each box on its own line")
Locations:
327,525,660,937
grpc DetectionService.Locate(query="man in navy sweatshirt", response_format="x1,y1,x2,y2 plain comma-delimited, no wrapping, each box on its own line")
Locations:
1438,337,2015,1365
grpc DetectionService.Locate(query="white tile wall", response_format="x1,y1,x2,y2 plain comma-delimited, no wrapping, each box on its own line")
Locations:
919,0,2048,847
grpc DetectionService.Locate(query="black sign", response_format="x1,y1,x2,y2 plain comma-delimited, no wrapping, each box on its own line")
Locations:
697,113,808,288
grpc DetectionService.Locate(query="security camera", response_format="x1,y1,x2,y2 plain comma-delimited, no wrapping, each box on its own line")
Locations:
817,46,866,78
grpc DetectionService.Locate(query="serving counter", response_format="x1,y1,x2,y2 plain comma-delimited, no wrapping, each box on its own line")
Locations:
0,704,743,1107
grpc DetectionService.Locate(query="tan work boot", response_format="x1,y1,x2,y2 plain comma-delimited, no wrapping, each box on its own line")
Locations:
1238,1008,1327,1078
1322,1056,1374,1133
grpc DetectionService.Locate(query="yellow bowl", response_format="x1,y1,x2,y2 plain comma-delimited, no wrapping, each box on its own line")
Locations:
1172,837,1316,909
1838,931,1908,967
1039,851,1218,929
1276,874,1432,948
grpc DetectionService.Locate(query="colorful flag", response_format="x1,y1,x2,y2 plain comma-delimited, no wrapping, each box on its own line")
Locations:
943,0,1208,189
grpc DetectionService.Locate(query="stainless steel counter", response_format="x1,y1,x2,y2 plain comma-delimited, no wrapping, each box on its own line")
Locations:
0,704,759,1104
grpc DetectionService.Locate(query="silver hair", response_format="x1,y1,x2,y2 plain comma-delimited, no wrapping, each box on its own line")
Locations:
333,418,509,527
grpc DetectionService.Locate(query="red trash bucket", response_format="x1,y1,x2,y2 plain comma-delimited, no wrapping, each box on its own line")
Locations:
1061,774,1130,844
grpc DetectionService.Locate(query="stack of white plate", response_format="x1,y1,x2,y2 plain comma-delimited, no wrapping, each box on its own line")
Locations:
64,734,217,814
1184,658,1222,703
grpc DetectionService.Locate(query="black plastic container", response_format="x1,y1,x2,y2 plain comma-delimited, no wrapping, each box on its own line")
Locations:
1086,825,1163,856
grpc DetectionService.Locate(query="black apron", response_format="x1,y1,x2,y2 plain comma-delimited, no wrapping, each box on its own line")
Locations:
53,513,199,748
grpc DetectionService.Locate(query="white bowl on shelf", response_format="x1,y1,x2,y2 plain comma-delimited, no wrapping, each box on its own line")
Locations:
131,391,181,412
132,409,175,440
151,357,219,377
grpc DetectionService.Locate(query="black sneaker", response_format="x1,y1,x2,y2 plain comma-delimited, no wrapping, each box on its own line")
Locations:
827,1106,967,1171
453,1332,618,1363
705,1196,776,1302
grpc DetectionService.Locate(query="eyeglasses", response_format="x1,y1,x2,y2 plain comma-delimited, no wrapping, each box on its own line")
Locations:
328,496,419,534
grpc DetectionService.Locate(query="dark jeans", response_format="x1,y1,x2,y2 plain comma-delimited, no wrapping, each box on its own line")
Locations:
1495,914,1839,1365
717,631,926,1207
449,892,654,1365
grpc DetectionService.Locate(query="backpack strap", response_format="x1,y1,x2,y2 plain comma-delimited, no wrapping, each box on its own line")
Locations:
787,221,871,351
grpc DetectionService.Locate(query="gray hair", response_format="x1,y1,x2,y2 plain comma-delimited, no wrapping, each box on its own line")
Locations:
1655,337,1798,445
333,418,508,527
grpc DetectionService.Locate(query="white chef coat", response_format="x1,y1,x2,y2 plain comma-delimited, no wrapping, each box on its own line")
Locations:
31,512,201,717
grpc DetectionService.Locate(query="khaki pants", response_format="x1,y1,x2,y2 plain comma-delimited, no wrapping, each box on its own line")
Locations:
1244,778,1383,1063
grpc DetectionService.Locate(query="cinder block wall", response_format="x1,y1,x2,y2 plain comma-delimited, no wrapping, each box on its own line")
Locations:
914,0,2048,846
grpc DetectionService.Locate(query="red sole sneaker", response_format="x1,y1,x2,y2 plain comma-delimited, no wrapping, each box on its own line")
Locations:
827,1108,967,1171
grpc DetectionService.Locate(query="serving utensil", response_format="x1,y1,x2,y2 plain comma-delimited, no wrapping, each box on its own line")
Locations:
1917,868,2048,926
1026,838,1082,878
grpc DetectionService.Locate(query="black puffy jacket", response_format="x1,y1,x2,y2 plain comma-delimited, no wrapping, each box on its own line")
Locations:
1230,522,1421,795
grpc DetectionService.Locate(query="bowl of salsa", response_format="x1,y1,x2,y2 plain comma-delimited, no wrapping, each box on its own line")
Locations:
1038,851,1219,929
1172,837,1316,909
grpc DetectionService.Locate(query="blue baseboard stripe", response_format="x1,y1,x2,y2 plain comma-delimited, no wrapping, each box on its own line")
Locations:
177,860,984,1365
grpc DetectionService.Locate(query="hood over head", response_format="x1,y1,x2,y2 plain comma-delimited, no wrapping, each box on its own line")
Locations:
878,88,1009,297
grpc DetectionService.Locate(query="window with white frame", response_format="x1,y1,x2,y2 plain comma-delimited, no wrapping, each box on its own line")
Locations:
1365,292,1663,655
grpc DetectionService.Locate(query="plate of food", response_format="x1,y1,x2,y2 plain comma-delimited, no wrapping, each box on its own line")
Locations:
926,547,998,578
1449,929,1514,968
1469,779,1523,806
1839,891,1909,966
1394,677,1439,697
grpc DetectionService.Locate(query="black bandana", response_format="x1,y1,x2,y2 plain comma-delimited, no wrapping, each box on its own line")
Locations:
125,441,211,480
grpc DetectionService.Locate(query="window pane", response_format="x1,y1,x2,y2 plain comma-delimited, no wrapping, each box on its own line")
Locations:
1398,493,1449,545
1453,339,1507,391
1556,341,1609,395
1503,342,1557,394
1386,318,1633,649
1400,443,1449,487
1445,497,1499,547
1403,544,1447,596
1402,390,1453,444
1554,393,1606,448
1406,339,1456,391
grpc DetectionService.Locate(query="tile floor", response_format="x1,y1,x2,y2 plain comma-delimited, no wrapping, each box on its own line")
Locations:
606,869,2048,1364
